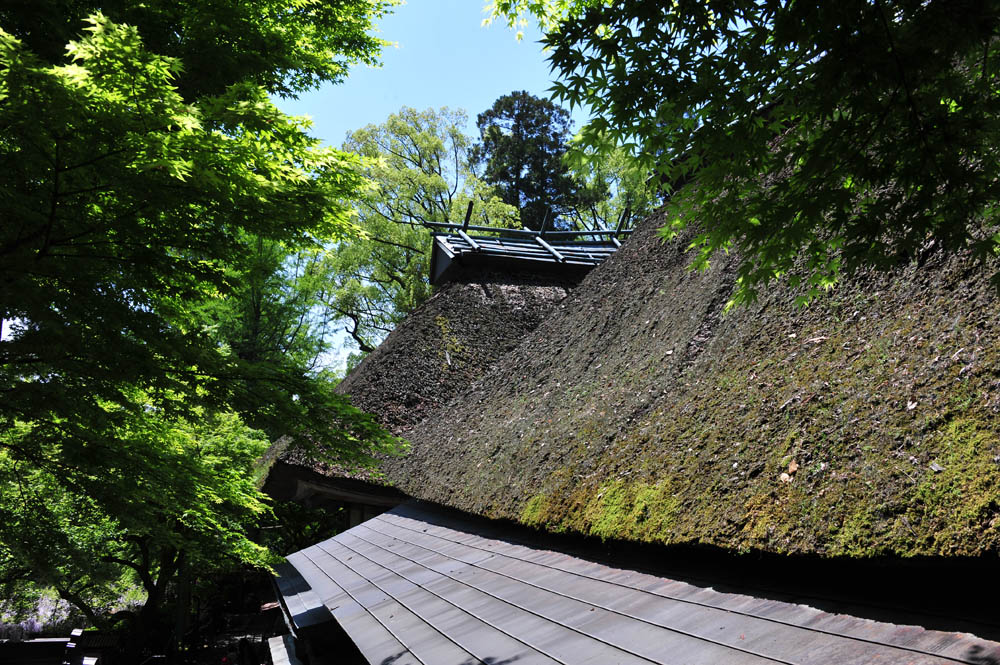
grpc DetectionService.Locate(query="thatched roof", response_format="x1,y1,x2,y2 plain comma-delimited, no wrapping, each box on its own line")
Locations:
336,273,573,438
367,210,1000,559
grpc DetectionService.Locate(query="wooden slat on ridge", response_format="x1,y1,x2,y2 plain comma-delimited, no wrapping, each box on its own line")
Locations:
278,502,1000,665
429,232,620,285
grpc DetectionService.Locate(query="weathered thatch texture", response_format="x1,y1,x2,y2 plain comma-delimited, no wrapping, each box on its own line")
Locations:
381,211,1000,558
276,274,571,484
336,274,572,437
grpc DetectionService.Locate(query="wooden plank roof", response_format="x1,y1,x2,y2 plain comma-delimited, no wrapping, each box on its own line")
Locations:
277,502,1000,665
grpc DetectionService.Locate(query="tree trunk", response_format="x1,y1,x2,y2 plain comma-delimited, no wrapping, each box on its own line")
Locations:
56,587,103,629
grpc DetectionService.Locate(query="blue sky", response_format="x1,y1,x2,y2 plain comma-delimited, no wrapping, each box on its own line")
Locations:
275,0,588,147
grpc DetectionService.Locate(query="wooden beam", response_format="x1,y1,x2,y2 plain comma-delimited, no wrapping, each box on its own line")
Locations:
462,201,474,230
458,230,482,251
534,236,566,262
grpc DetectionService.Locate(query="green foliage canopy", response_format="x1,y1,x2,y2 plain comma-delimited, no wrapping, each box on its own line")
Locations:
327,106,517,353
491,0,1000,305
0,0,392,99
0,406,271,634
0,4,400,632
563,142,660,232
0,14,396,468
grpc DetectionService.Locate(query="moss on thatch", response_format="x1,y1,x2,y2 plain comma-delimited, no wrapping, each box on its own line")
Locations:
379,211,1000,558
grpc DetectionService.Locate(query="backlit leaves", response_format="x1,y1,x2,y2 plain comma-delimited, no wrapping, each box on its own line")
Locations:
323,106,518,353
0,5,400,627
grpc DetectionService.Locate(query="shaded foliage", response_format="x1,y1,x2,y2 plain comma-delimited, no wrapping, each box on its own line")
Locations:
492,0,1000,305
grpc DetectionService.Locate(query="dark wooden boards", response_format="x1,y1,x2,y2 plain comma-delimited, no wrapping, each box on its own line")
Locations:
430,233,618,285
277,503,1000,665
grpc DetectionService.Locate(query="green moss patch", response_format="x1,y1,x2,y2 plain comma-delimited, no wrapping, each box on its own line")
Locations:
521,494,549,527
520,479,681,543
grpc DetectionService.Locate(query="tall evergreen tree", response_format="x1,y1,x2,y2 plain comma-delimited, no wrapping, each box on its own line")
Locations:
473,91,596,230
